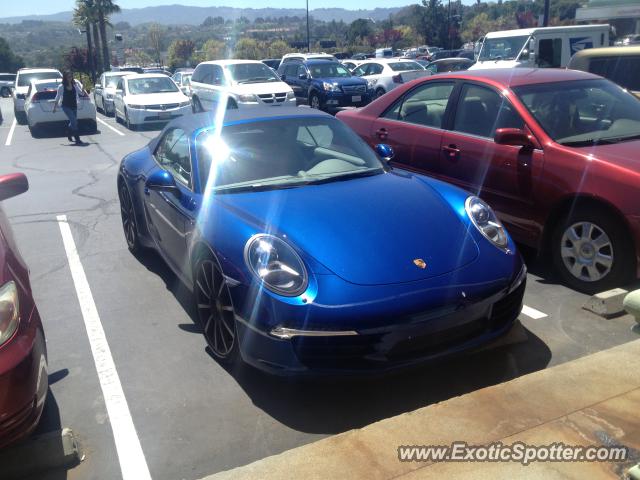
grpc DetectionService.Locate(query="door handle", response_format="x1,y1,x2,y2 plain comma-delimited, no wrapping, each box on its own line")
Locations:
442,144,460,160
376,128,388,140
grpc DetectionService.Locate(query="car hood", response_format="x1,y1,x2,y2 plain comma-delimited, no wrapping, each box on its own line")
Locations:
125,92,188,104
318,77,367,86
573,138,640,172
217,172,479,285
229,81,293,94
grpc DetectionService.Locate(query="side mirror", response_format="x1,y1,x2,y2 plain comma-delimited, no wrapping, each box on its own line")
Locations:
528,38,536,64
0,173,28,202
375,144,394,161
146,170,180,195
95,83,102,89
494,128,536,149
298,73,308,80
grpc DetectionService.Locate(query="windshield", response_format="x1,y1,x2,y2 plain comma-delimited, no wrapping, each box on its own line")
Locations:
196,117,384,192
105,75,127,88
478,35,529,61
389,61,423,71
226,63,279,83
127,77,179,94
514,79,640,146
18,71,61,87
308,63,351,78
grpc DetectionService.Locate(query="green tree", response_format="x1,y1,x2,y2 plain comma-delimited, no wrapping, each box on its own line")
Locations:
233,38,260,59
147,24,165,65
267,39,289,58
0,37,24,72
346,19,374,45
73,0,97,81
200,39,226,61
96,0,121,71
167,39,195,69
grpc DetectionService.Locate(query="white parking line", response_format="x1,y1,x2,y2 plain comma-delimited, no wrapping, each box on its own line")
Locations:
521,305,548,319
97,117,125,136
57,215,151,480
4,118,16,146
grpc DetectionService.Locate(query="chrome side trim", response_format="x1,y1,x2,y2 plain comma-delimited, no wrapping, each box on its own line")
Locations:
269,326,359,340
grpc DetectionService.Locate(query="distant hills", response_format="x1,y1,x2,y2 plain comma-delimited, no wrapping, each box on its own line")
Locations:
0,5,403,26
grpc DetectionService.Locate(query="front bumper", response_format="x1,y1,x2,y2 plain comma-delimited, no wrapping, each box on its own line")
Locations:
237,98,298,108
127,105,192,124
321,90,372,110
0,305,48,448
234,259,526,375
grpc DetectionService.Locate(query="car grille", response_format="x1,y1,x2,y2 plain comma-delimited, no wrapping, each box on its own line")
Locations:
257,93,287,104
145,103,179,110
342,85,367,94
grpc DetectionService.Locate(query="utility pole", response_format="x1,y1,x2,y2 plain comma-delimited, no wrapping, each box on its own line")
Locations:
448,0,452,50
306,0,310,52
543,0,550,26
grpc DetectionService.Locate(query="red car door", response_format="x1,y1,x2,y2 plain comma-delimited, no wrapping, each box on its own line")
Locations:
439,82,544,244
368,81,456,176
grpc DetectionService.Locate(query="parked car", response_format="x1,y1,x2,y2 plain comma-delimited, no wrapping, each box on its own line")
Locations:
171,70,193,96
117,107,525,374
13,68,62,123
93,71,131,116
614,34,640,46
425,58,474,74
352,52,374,60
337,68,640,292
25,78,97,136
280,52,337,65
0,73,16,98
0,173,48,448
261,59,281,70
457,50,476,60
113,74,191,130
341,60,361,71
277,59,371,111
190,60,296,112
143,67,172,76
116,66,145,74
430,49,464,61
352,59,429,98
568,46,640,98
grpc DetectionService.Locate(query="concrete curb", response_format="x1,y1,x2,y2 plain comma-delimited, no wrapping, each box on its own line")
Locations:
623,289,640,324
583,288,628,317
0,428,81,479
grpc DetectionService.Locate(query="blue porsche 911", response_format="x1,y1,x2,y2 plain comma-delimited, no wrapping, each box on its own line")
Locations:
117,107,526,375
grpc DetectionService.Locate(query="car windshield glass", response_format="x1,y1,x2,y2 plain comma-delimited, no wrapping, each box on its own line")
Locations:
308,63,351,78
18,71,61,87
388,61,423,71
182,74,192,85
106,75,126,88
478,35,528,61
196,117,384,192
226,63,279,83
127,77,178,94
514,79,640,146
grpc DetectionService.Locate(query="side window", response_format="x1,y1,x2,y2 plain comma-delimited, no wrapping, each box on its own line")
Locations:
538,38,562,68
296,65,307,78
453,84,522,138
353,65,367,76
396,82,455,128
284,64,298,77
191,65,203,83
369,64,384,75
155,129,192,187
116,79,124,91
211,65,226,85
588,56,640,92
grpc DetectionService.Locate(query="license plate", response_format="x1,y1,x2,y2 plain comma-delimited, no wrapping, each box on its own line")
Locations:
158,112,171,119
352,95,362,102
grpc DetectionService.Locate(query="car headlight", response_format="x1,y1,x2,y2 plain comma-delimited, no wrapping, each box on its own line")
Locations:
323,82,340,92
244,234,308,296
178,100,191,107
286,91,295,100
465,196,509,250
238,94,257,103
0,281,19,346
367,79,378,87
128,104,144,109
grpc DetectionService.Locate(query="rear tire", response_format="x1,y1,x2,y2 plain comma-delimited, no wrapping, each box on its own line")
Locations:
118,182,141,254
551,205,634,294
375,88,386,99
192,96,203,113
124,108,135,130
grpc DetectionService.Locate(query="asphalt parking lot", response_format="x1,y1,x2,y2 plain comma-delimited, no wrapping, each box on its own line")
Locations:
1,97,639,480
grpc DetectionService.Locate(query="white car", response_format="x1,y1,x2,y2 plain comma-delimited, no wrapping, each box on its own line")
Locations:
113,74,191,130
190,60,296,111
94,71,132,116
352,59,429,98
24,78,96,136
13,68,62,122
172,71,193,96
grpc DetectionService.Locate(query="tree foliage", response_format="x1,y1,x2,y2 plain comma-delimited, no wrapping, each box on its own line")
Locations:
167,39,196,68
0,37,24,72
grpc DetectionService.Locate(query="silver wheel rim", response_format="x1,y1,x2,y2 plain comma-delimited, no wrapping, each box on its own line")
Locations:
560,221,613,282
310,96,320,109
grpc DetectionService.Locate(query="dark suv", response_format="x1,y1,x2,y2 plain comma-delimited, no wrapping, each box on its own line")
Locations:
277,59,371,111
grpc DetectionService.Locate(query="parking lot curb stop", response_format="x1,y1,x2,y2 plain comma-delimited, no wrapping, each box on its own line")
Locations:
0,427,81,479
583,288,628,317
623,290,640,324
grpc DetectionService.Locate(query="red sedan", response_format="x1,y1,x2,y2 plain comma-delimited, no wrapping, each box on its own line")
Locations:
0,173,48,448
338,68,640,293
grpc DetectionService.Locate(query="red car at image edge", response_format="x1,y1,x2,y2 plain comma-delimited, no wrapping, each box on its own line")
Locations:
0,173,48,448
337,68,640,293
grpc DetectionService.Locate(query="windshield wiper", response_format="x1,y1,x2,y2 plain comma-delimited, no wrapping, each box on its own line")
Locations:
238,77,273,84
560,138,620,147
301,169,383,185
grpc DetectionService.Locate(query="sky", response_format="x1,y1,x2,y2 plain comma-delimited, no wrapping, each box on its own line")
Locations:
3,0,456,18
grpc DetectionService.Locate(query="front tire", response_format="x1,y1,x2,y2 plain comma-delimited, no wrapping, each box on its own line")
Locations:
192,96,203,113
375,88,386,99
193,253,239,364
118,182,141,254
309,92,321,110
124,108,135,130
551,205,633,293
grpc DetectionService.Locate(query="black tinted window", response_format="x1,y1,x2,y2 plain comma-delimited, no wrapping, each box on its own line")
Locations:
588,56,640,91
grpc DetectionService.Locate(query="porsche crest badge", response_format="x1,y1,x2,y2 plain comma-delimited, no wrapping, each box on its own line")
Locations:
413,258,427,269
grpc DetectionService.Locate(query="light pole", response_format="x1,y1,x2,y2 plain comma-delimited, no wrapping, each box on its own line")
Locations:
543,0,550,26
306,0,310,52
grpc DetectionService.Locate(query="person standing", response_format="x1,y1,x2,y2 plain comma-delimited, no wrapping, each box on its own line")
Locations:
53,71,85,145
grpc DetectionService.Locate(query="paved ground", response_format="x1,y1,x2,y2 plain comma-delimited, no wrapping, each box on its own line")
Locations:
0,97,638,480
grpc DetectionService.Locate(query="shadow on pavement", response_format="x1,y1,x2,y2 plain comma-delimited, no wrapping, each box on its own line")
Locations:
134,248,553,435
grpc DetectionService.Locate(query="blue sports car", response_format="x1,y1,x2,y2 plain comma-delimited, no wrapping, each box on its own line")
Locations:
118,107,526,375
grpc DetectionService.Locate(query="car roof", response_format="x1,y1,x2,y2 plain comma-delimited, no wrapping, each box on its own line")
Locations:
360,58,421,64
199,60,263,66
434,68,600,87
105,71,131,76
17,68,61,74
571,45,640,58
31,78,63,85
124,73,173,80
304,58,340,65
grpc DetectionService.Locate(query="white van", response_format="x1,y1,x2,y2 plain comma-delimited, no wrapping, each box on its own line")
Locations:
375,48,393,58
470,24,609,70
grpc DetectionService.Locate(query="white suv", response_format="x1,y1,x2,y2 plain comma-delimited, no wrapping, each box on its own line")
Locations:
352,59,428,98
190,60,296,111
13,68,62,122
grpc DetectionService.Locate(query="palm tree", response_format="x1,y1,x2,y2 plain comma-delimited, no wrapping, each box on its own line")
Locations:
96,0,121,72
73,0,98,81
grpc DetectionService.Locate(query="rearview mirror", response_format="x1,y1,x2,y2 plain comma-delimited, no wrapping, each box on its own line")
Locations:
494,128,536,149
375,144,394,161
145,170,180,196
0,173,29,202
